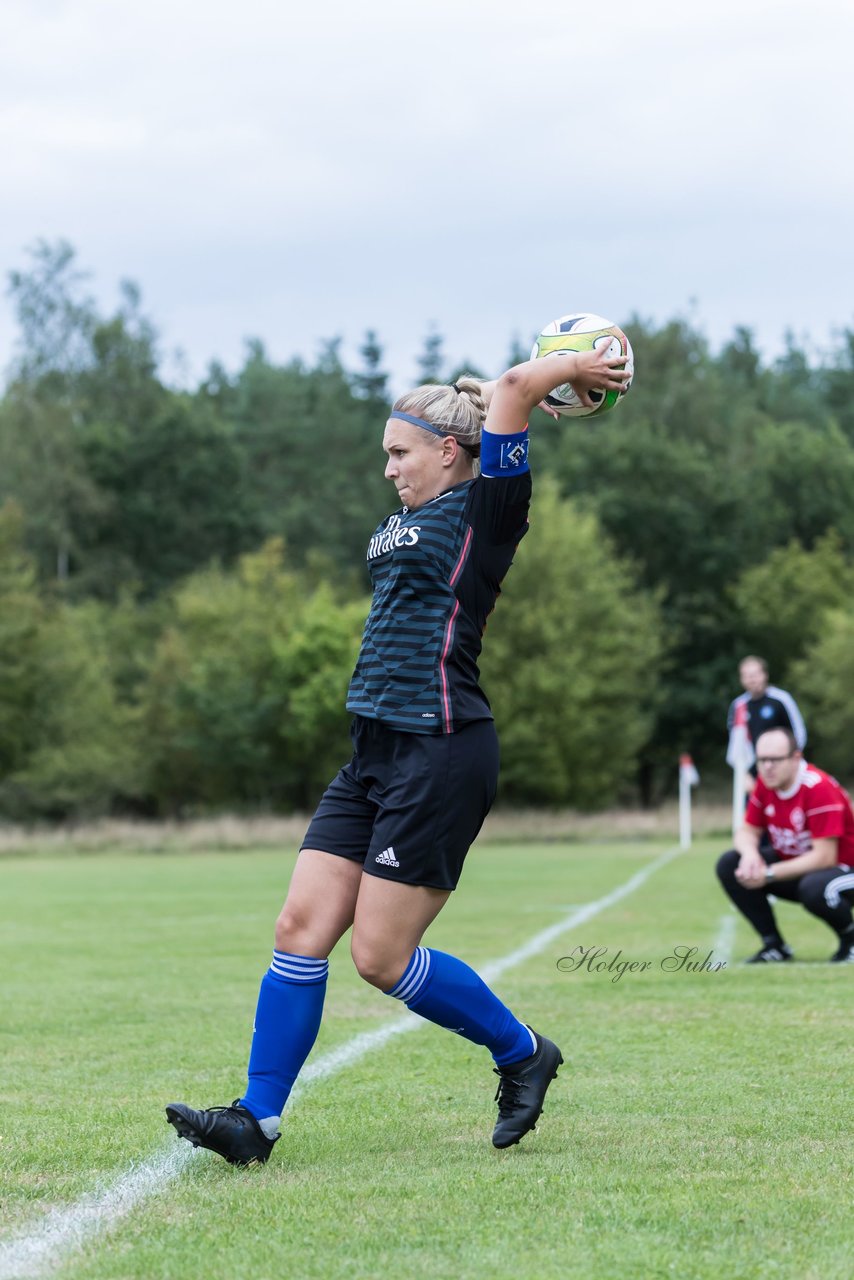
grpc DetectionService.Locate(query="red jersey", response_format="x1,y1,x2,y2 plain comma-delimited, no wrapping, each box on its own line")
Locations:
746,762,854,868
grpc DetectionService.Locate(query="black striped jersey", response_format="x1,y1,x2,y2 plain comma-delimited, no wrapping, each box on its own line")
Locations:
346,472,531,734
726,687,807,751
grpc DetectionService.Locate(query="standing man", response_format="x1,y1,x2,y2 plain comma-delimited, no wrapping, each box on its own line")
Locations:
716,728,854,963
726,655,806,774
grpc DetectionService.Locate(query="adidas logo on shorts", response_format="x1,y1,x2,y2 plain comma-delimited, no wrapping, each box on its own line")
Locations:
375,846,400,868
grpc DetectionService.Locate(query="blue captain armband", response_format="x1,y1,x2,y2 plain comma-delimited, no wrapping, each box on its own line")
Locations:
480,428,530,477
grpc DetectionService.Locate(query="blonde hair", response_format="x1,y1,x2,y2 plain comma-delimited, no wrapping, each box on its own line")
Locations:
393,376,486,467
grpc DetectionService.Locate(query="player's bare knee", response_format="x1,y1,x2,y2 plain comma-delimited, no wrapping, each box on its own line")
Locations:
274,900,314,954
350,937,405,991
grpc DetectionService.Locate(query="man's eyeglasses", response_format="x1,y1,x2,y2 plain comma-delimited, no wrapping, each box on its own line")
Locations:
756,753,794,765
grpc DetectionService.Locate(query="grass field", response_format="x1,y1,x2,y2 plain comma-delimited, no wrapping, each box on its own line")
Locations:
1,835,852,1280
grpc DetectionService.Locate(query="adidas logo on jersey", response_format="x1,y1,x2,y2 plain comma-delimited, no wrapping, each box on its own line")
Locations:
375,846,400,868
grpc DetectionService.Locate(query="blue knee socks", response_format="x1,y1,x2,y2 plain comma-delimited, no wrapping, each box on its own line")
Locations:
239,951,328,1122
239,946,534,1124
385,947,535,1066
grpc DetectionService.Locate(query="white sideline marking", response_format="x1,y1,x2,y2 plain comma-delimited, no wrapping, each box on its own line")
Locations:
713,911,737,966
479,842,682,985
0,1147,195,1280
0,842,680,1279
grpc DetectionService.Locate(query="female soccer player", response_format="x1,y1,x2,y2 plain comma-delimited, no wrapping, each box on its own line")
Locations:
167,342,630,1164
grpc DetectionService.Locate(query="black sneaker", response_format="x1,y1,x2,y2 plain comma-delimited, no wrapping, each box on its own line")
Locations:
744,943,794,964
829,939,854,963
492,1030,563,1149
165,1100,278,1167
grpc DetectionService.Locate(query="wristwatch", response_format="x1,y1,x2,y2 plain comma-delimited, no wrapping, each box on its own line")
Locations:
764,865,775,881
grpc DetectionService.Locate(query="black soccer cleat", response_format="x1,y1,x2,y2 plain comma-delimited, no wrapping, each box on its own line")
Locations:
492,1030,563,1149
165,1100,278,1167
829,939,854,963
744,943,794,964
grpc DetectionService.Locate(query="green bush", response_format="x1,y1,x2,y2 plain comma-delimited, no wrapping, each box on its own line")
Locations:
791,610,854,778
0,599,141,819
139,540,367,813
480,481,664,807
730,531,854,678
0,502,45,779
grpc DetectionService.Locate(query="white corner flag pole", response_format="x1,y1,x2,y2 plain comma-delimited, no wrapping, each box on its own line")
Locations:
728,701,754,840
679,753,700,850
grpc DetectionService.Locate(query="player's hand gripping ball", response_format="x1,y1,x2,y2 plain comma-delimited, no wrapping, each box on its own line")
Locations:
531,313,634,417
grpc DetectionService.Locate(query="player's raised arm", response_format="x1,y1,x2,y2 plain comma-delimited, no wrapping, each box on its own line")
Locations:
484,345,630,437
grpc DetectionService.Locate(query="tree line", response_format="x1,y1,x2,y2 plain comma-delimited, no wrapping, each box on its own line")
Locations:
2,240,854,820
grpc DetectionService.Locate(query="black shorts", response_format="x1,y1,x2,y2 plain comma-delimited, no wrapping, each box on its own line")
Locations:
300,715,499,890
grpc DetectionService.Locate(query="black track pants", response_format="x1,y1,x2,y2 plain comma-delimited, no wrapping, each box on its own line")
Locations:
716,848,854,941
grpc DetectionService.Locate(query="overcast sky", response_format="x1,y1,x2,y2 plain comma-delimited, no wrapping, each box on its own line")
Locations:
2,0,852,393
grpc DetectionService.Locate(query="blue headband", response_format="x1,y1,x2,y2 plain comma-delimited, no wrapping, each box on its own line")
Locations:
389,410,451,438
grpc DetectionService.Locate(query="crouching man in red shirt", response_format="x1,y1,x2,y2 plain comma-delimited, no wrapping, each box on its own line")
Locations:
716,728,854,963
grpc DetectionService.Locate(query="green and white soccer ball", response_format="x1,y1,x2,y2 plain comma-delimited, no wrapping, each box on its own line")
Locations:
531,313,634,417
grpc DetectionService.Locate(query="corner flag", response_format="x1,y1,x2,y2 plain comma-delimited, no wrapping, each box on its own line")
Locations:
727,699,753,839
726,699,755,771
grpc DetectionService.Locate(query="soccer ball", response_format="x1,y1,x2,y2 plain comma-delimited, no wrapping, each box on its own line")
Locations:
530,313,634,417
